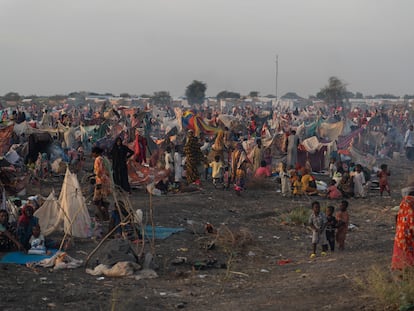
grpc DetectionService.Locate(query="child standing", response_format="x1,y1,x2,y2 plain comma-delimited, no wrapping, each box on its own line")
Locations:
377,164,391,197
308,201,328,258
325,206,337,251
336,200,350,251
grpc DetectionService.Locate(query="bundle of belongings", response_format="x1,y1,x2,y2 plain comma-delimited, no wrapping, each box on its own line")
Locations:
85,239,158,279
29,251,83,270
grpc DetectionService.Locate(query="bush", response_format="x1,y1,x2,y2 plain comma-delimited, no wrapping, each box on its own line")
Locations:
363,266,414,309
280,206,310,225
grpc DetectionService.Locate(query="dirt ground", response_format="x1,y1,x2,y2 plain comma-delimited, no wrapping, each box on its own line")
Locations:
0,156,409,311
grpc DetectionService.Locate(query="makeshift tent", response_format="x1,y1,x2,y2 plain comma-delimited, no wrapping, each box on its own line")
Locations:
298,136,337,171
181,110,220,137
26,132,53,164
127,159,169,186
34,169,91,238
317,121,344,141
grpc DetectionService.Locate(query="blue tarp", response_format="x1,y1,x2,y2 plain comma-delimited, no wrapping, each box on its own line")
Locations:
0,249,58,265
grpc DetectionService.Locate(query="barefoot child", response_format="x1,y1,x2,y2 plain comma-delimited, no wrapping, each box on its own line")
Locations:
336,200,350,250
308,201,328,258
377,164,391,197
325,206,337,251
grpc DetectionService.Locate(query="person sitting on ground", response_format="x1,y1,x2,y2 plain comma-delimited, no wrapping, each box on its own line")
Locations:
337,172,354,198
292,173,302,197
108,201,135,239
155,177,169,194
28,224,46,255
254,160,271,179
300,168,318,195
17,204,39,249
0,210,24,251
326,179,342,199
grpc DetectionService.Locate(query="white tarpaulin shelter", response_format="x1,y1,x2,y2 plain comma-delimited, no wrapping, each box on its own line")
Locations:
35,169,91,238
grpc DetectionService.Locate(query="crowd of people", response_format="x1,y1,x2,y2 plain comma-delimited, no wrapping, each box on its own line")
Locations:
0,100,414,273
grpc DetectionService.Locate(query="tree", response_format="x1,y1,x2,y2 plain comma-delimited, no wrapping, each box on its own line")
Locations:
120,93,131,98
345,91,355,99
249,91,259,97
374,94,398,99
4,92,21,101
355,92,364,99
216,90,240,100
185,80,207,104
281,92,303,100
151,91,172,106
317,76,347,106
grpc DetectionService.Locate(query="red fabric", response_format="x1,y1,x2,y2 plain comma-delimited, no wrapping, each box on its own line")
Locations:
18,204,34,226
277,259,292,265
392,196,414,270
133,134,147,164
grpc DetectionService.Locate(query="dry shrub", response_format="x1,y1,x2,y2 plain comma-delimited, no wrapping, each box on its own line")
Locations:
363,265,414,309
280,206,310,225
215,225,253,251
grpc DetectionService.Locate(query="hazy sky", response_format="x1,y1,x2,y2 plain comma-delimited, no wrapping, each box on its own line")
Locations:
1,0,413,98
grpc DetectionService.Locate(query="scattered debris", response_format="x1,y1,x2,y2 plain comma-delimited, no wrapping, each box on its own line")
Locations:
277,259,292,265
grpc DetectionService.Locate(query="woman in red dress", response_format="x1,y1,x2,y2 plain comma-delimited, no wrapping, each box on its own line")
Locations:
391,186,414,270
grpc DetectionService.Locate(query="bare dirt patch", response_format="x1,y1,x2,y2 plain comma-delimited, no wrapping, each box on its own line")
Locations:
1,157,408,311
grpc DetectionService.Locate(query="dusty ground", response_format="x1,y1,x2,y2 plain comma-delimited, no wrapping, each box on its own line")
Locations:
0,157,408,311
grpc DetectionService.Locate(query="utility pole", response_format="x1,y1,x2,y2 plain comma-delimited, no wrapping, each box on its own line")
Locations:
275,54,279,99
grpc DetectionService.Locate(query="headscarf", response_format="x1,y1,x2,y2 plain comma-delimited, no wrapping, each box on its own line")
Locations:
18,204,34,226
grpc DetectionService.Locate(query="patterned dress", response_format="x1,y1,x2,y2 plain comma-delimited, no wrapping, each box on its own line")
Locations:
93,155,111,202
392,196,414,270
184,133,203,184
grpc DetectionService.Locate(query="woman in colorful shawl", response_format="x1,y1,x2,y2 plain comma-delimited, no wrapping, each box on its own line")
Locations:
184,130,203,185
92,146,111,221
231,143,248,183
0,210,24,251
16,204,39,249
391,186,414,270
